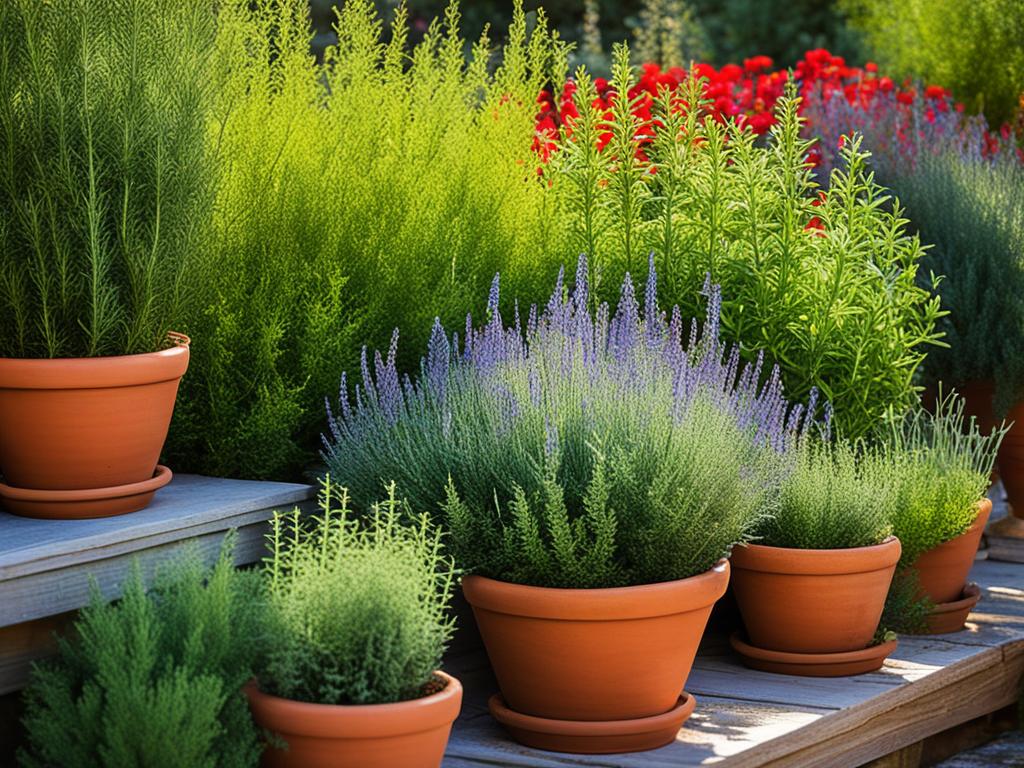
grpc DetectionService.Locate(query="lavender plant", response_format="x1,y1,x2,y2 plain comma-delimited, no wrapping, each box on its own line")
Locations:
324,256,817,588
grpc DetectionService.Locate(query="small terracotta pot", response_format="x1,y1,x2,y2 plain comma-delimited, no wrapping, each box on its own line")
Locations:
729,537,901,655
245,672,462,768
0,335,188,518
912,498,992,605
462,562,729,725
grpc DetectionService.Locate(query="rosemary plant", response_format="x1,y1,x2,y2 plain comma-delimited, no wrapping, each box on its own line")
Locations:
0,0,216,358
546,63,943,439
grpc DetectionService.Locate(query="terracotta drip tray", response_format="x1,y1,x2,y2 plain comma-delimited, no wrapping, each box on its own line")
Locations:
0,465,172,519
730,633,898,677
921,583,982,635
488,692,696,754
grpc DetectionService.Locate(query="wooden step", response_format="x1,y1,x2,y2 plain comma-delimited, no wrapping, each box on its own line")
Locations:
0,474,314,693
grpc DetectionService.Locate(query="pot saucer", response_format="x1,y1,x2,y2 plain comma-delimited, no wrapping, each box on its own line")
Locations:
921,583,982,634
0,465,172,519
488,692,696,754
730,632,898,677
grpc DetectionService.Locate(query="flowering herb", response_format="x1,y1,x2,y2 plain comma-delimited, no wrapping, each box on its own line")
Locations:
324,255,818,588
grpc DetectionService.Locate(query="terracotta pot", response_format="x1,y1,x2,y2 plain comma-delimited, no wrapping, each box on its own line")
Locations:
461,562,729,724
245,672,462,768
996,401,1024,520
0,335,188,518
912,498,991,605
730,537,900,654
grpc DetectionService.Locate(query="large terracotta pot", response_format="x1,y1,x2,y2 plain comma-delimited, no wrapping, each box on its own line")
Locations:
0,335,189,518
730,537,901,654
996,402,1024,519
462,562,728,752
245,672,462,768
912,498,991,605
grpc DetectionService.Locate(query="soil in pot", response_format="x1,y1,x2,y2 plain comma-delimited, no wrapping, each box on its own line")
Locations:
245,671,462,768
461,561,729,753
729,537,901,655
0,335,189,518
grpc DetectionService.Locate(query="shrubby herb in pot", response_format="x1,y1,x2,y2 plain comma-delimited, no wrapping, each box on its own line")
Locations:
882,394,1006,633
245,481,462,767
730,437,902,675
19,539,263,768
0,0,212,516
324,256,812,752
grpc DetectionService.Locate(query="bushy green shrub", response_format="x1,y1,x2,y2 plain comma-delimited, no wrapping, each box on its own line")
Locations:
260,479,456,705
0,0,216,358
19,540,263,768
757,438,893,550
844,0,1024,127
884,395,1004,565
323,258,823,588
875,149,1024,412
547,62,944,439
166,0,566,480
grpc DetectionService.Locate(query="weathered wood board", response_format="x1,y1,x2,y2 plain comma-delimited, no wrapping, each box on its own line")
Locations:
0,474,314,693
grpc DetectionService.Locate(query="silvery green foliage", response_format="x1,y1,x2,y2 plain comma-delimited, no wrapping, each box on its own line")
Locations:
261,479,456,705
324,255,821,587
19,539,263,768
883,393,1006,565
757,438,894,550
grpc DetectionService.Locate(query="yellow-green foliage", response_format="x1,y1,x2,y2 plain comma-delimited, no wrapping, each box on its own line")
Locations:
884,395,1005,564
262,480,456,705
167,0,567,479
844,0,1024,126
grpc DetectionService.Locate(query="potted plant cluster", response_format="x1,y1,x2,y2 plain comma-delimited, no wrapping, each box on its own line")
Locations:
324,256,820,753
0,0,211,518
730,438,902,676
245,480,462,768
884,396,1006,633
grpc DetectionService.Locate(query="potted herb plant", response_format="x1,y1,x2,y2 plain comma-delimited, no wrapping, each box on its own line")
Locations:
245,479,462,768
884,395,1006,633
730,438,902,676
0,0,212,518
323,257,812,753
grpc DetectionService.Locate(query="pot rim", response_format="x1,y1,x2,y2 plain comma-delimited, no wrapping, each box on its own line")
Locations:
0,334,190,390
244,671,462,739
730,536,901,575
916,497,992,558
461,560,729,621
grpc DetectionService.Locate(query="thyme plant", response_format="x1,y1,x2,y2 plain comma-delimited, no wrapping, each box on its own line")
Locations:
324,256,817,588
19,540,263,768
0,0,216,358
756,438,894,550
260,479,456,705
166,0,567,479
546,63,943,439
884,394,1005,565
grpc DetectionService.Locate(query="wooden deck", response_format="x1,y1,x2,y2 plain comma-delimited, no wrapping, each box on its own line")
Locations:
443,496,1024,767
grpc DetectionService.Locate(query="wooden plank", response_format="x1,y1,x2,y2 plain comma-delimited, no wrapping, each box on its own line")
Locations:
0,474,313,581
0,474,314,627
